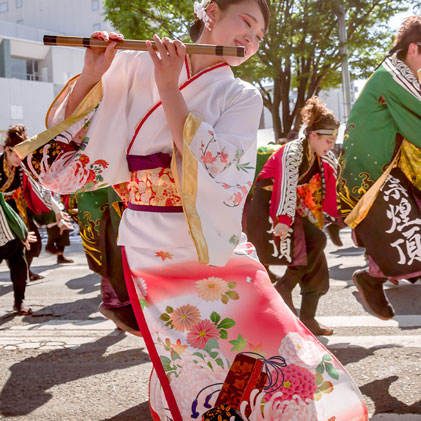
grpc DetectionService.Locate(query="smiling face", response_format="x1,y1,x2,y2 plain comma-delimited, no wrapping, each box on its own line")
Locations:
308,132,336,157
203,1,266,66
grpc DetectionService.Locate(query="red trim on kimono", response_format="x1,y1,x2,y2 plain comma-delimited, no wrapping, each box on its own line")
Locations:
277,214,293,227
321,160,340,218
127,62,229,154
257,144,339,228
22,171,51,215
122,247,183,421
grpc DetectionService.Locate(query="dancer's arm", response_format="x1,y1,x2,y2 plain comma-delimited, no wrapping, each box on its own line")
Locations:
65,31,123,118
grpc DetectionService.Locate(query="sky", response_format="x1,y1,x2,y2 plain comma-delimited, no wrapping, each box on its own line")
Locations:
354,9,415,93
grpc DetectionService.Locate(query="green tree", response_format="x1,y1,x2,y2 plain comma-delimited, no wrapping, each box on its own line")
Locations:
104,0,193,40
104,0,420,138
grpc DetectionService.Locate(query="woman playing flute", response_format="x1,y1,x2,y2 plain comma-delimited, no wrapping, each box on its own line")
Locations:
16,0,367,419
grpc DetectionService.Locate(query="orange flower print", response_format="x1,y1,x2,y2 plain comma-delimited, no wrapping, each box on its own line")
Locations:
155,251,173,261
170,304,201,332
196,277,229,301
86,170,96,184
93,159,109,168
187,319,220,349
79,154,90,165
171,339,188,355
201,151,217,164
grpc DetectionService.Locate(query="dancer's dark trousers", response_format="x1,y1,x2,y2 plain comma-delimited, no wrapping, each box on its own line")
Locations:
0,239,28,304
277,216,329,317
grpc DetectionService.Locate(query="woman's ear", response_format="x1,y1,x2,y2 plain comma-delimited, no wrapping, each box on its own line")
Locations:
206,2,220,24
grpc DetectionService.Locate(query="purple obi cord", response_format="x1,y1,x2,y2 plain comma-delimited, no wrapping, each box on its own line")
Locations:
126,153,183,213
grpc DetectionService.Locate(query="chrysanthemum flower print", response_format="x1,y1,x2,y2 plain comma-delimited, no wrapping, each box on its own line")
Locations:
187,319,220,349
196,277,229,301
170,304,201,332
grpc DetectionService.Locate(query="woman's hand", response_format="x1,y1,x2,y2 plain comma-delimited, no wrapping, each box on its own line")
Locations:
146,35,186,93
24,231,37,251
81,31,124,84
65,31,124,118
273,223,289,241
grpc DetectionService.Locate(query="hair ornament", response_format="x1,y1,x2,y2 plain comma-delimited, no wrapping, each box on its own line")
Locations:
194,0,213,31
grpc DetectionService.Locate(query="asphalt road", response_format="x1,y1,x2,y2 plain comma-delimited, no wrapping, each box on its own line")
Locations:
0,229,420,420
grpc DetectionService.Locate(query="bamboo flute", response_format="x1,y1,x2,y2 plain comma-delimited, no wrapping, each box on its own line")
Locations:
43,35,245,57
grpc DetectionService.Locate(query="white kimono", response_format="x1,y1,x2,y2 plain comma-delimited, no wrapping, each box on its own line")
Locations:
23,51,262,267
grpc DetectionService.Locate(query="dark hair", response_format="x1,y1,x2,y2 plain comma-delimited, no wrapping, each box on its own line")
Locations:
300,96,339,132
189,0,270,42
390,15,421,60
5,125,27,148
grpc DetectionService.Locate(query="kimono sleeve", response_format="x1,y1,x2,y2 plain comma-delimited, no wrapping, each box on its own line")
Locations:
16,52,135,194
23,168,61,215
174,84,263,266
385,85,421,148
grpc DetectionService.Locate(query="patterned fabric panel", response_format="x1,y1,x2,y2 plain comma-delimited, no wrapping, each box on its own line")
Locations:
128,168,182,207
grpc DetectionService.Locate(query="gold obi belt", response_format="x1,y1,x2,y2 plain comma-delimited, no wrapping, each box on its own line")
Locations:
125,153,183,213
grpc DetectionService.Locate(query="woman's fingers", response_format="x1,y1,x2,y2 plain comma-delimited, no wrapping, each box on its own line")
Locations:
109,32,124,41
104,40,118,61
162,37,177,57
146,40,160,65
153,34,168,60
91,30,109,41
174,39,186,58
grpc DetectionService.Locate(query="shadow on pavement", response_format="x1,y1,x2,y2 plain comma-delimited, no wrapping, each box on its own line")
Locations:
352,284,421,318
327,344,396,366
0,332,150,417
0,295,101,328
361,376,421,414
329,264,362,284
102,401,153,420
66,273,101,295
329,246,365,257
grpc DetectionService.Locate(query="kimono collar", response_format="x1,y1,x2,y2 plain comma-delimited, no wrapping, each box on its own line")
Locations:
383,56,421,101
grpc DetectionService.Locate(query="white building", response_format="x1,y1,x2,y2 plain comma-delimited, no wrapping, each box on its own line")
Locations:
0,0,114,36
0,0,112,138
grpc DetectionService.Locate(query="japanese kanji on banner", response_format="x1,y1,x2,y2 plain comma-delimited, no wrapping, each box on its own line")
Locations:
355,168,421,277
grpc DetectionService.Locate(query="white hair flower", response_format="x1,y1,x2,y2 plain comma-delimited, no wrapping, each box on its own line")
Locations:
193,0,213,31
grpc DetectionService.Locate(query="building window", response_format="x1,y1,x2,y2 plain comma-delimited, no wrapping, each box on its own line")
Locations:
93,23,101,32
16,19,23,24
10,57,41,81
91,0,99,11
16,0,22,8
0,2,8,13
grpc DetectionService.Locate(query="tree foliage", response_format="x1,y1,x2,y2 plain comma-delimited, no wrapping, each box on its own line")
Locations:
104,0,420,138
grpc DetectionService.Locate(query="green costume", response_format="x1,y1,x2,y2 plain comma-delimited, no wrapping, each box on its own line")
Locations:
67,187,128,302
338,56,421,217
0,193,27,242
337,56,421,279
